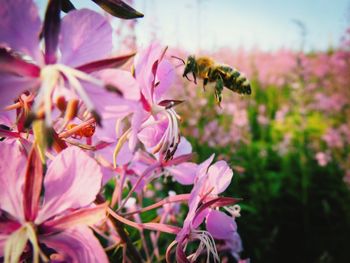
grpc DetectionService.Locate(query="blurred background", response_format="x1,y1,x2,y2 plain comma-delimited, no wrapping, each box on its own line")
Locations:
119,2,350,262
37,0,350,262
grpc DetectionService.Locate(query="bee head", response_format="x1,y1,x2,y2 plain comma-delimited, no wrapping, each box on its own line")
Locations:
183,56,197,83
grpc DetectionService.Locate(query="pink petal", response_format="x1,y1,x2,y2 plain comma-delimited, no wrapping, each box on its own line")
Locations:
129,107,148,151
134,44,155,101
0,141,26,221
98,69,140,100
173,137,192,158
192,208,209,228
83,81,134,121
35,147,103,224
0,218,21,235
176,185,203,242
226,232,243,257
195,154,215,182
0,0,41,61
94,118,120,141
102,100,138,120
96,141,133,166
41,226,108,263
206,210,237,240
137,116,168,148
41,203,107,233
0,48,40,77
100,165,114,186
154,59,175,102
134,43,165,103
59,9,112,67
116,143,134,165
207,160,233,194
167,162,197,185
0,74,39,110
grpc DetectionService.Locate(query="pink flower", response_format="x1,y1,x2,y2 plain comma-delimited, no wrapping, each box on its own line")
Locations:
0,0,133,126
0,141,108,262
173,155,241,262
315,152,330,167
109,43,182,163
323,128,343,148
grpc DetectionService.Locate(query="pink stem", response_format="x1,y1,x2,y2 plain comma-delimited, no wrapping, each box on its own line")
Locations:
117,163,160,211
123,194,191,216
108,207,181,234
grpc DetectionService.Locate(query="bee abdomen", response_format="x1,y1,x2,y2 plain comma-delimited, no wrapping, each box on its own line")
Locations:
226,69,251,95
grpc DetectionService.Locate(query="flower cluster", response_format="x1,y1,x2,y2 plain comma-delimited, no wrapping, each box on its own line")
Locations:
0,0,245,262
172,35,350,175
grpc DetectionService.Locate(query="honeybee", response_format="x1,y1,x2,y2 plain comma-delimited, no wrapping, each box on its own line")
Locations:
177,55,251,103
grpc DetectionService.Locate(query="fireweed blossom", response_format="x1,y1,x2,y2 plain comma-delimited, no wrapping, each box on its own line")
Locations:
169,155,242,263
0,142,108,262
104,43,182,166
0,0,134,128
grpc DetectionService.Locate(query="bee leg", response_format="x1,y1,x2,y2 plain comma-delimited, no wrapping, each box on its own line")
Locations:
192,72,197,84
203,67,211,91
214,77,224,106
203,78,208,91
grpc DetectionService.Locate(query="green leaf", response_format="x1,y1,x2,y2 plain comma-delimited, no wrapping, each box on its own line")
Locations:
92,0,144,19
61,0,76,12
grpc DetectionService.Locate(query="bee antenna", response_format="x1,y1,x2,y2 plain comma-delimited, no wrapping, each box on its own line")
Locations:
171,55,186,65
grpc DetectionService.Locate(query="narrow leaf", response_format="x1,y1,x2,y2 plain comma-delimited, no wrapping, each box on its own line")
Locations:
43,0,62,64
61,0,76,12
91,0,144,19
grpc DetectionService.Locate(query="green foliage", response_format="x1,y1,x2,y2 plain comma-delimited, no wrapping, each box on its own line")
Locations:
183,81,350,262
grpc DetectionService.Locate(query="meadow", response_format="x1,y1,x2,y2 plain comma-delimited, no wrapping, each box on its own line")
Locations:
0,1,349,262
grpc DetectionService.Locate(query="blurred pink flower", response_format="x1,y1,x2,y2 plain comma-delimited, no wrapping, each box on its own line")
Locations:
323,128,344,148
313,93,347,112
315,152,330,167
0,0,132,126
0,142,107,262
257,104,269,126
275,105,289,122
233,109,248,127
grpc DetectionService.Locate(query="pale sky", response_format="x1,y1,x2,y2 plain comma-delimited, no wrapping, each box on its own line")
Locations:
36,0,350,52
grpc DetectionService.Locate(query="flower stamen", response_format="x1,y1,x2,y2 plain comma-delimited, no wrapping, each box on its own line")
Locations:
189,229,220,263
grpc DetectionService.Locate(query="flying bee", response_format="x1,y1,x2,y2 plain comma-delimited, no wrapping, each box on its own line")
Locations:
175,55,251,104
